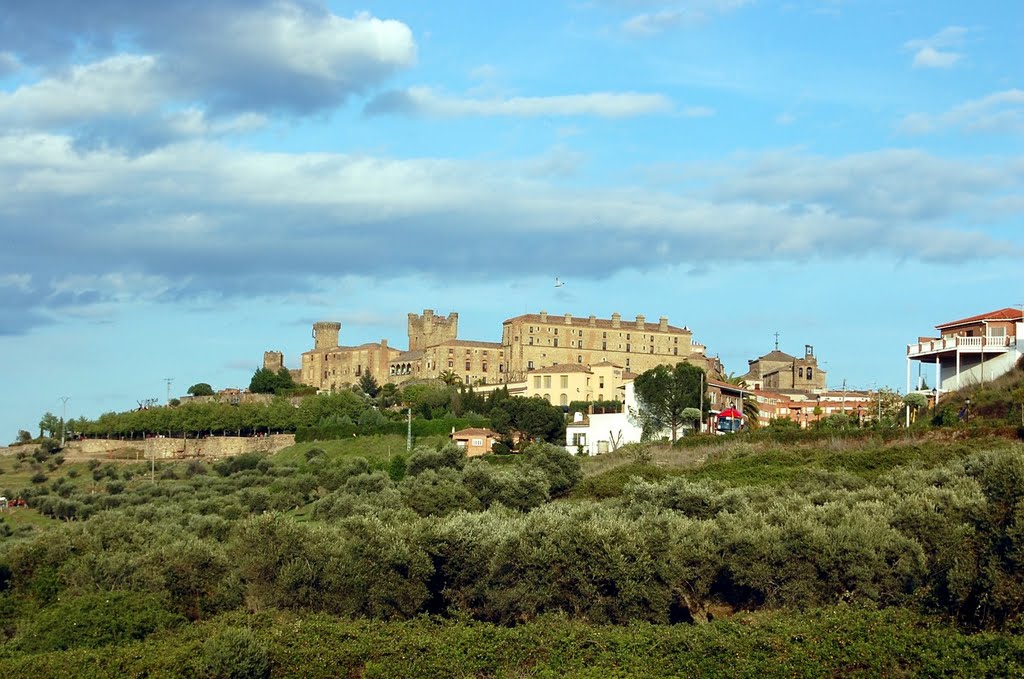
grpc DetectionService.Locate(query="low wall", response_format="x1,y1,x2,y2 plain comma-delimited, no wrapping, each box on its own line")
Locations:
66,434,295,460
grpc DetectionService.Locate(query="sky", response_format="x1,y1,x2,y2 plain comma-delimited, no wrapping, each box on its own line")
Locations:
2,0,1023,439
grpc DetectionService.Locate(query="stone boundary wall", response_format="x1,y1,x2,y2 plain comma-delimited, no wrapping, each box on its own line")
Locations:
65,435,295,460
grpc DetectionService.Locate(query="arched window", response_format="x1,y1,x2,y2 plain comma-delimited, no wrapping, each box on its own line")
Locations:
807,367,813,380
560,394,568,406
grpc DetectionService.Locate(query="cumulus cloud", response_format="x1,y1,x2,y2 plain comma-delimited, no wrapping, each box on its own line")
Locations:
0,2,416,139
365,87,674,118
0,134,1019,334
905,26,967,69
901,89,1024,135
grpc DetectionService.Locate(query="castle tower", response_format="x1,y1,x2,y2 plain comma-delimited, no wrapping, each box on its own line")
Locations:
407,309,458,351
312,321,341,350
263,351,284,372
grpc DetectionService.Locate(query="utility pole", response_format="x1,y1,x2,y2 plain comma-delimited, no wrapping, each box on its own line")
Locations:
699,372,704,434
58,396,70,447
406,407,412,452
164,378,174,404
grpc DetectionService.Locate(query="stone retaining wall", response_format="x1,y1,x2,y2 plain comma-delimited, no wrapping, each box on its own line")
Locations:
65,434,295,460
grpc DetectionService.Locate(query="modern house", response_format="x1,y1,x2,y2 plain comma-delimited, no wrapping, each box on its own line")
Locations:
565,381,645,455
906,307,1024,401
450,428,498,457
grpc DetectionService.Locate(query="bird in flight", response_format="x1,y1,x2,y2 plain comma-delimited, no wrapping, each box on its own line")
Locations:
554,277,565,288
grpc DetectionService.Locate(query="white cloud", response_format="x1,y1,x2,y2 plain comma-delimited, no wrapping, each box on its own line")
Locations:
0,4,417,123
900,89,1024,135
620,1,752,36
905,26,967,69
365,87,674,118
0,274,32,292
0,134,1017,335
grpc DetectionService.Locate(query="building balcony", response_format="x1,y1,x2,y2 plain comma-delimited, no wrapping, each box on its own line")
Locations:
907,335,1015,358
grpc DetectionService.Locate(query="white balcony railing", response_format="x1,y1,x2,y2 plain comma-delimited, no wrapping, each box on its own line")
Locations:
908,335,1014,356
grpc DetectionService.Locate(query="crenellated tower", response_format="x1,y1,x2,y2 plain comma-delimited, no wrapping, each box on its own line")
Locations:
312,321,341,350
263,351,284,372
407,309,458,351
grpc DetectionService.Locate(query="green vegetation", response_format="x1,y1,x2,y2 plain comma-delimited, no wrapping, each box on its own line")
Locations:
4,369,1024,673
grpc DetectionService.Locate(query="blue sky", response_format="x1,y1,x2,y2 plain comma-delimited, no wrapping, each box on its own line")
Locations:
2,0,1023,438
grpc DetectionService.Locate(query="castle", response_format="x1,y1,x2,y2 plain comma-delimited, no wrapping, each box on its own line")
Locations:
263,309,721,392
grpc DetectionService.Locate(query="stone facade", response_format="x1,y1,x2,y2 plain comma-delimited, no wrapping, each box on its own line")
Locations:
270,308,718,393
408,310,458,352
301,339,400,392
501,311,714,381
742,344,827,394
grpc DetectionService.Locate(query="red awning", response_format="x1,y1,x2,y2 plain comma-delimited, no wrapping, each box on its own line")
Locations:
718,408,743,419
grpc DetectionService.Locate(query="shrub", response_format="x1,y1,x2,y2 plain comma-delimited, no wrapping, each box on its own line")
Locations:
14,591,184,653
200,626,270,679
523,442,582,496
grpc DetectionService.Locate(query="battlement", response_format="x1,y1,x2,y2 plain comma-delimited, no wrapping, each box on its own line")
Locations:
263,351,284,372
312,321,341,350
407,309,458,351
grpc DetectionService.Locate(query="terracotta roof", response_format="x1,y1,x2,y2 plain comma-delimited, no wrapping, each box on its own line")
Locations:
754,350,797,362
451,428,496,438
504,313,691,335
707,378,748,394
591,361,624,368
391,350,423,361
936,307,1024,329
528,363,592,374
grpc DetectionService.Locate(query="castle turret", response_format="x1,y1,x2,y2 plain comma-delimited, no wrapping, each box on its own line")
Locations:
408,309,459,351
263,351,284,372
312,321,341,350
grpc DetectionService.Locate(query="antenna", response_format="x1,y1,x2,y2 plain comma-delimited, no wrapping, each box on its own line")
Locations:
164,378,174,403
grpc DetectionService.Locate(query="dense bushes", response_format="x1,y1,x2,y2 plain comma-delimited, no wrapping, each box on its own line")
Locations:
0,437,1023,668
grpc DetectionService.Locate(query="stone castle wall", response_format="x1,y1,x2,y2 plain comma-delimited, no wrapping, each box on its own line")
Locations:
65,434,295,460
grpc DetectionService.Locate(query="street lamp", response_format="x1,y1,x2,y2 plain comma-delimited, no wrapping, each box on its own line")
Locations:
965,398,971,424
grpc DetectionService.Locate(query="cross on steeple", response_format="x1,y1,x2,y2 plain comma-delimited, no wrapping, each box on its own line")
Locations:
773,332,780,351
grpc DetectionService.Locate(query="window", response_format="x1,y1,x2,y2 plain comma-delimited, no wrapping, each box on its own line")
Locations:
673,347,678,356
577,355,583,363
626,344,631,353
554,328,558,335
482,363,488,371
448,360,454,368
499,364,504,373
599,378,605,388
560,375,568,388
528,360,534,369
529,337,533,345
544,375,552,388
465,361,471,370
572,433,587,446
602,331,607,338
553,338,558,347
534,376,541,388
626,334,631,340
798,367,804,378
650,346,654,353
807,368,813,380
626,358,630,367
471,438,484,447
560,394,568,406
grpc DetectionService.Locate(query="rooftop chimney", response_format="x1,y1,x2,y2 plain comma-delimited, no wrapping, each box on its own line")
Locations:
636,314,646,330
588,315,597,327
611,312,621,329
540,310,548,323
564,313,573,325
659,316,668,332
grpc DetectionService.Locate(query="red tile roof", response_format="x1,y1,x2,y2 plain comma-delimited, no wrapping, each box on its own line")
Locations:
451,428,496,438
528,363,592,374
936,307,1023,329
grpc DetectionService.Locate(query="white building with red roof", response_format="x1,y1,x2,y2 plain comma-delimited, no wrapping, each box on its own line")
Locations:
906,307,1024,399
